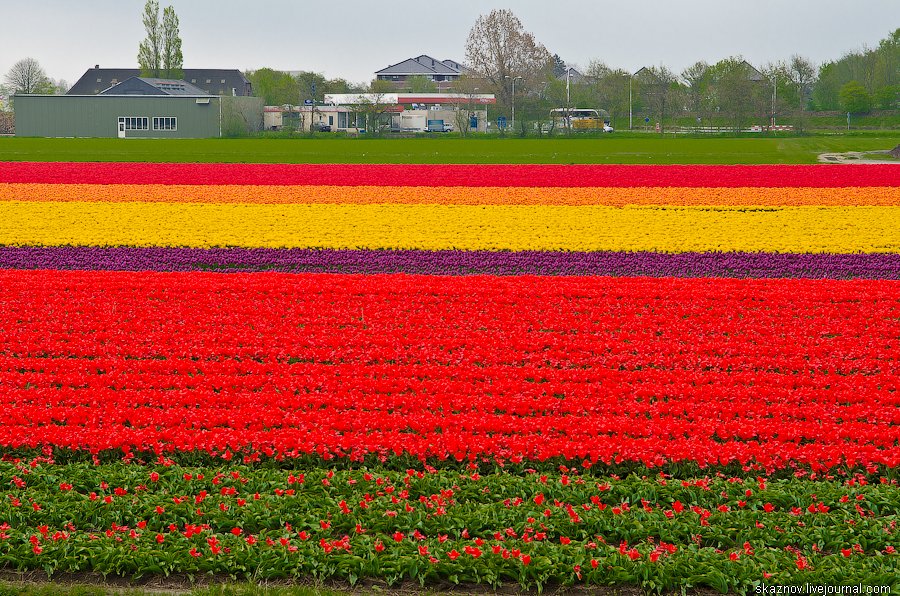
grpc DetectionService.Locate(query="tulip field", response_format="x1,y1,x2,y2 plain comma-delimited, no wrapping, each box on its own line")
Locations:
0,160,899,591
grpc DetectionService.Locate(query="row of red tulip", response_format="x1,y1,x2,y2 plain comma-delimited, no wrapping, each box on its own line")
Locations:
3,162,896,187
2,270,897,469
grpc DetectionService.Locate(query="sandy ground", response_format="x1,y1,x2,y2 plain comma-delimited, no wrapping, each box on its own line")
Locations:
818,149,899,164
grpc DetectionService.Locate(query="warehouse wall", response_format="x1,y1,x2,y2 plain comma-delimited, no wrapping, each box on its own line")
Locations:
14,95,222,138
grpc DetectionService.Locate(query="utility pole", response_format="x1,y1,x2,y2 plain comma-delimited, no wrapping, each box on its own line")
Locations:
629,74,633,130
309,81,317,133
772,72,777,129
505,75,522,132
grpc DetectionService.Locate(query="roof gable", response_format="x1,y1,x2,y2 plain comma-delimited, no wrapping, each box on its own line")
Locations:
441,59,470,74
141,78,211,95
69,68,252,95
98,77,165,95
98,77,211,96
376,55,462,76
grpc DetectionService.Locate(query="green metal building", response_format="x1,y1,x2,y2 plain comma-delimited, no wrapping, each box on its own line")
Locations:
14,77,262,138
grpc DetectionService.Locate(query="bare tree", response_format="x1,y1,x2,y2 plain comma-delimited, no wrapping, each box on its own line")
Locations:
162,5,184,79
353,80,394,135
680,61,709,114
788,55,816,110
138,0,162,77
709,57,769,131
634,65,677,133
4,58,53,94
465,9,552,113
451,75,481,137
586,60,631,126
50,78,69,95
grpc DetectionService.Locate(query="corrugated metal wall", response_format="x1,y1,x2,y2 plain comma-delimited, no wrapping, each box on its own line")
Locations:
14,96,222,138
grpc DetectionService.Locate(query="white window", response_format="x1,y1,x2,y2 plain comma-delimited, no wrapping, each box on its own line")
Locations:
118,117,149,130
153,117,177,131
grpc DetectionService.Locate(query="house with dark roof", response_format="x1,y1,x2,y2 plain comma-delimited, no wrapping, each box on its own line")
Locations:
68,66,252,96
375,55,470,90
557,67,589,85
15,75,263,138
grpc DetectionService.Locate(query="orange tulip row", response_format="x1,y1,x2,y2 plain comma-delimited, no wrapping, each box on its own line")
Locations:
1,184,897,206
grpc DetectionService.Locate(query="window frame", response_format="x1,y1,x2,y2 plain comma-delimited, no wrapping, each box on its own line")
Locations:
118,116,149,131
152,116,178,132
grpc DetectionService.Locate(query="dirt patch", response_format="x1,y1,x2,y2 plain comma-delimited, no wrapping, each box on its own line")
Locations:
0,570,728,595
818,149,899,164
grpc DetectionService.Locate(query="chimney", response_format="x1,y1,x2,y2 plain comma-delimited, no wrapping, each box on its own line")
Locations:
95,65,100,69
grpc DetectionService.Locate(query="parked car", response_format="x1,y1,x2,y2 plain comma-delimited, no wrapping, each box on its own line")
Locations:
313,122,331,132
426,121,453,133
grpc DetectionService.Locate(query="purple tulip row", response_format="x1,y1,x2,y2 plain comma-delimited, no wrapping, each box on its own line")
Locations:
1,247,899,279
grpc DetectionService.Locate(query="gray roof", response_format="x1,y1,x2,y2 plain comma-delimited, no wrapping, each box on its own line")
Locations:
99,77,212,96
68,67,252,96
375,55,465,76
557,67,587,84
741,61,766,82
441,59,472,74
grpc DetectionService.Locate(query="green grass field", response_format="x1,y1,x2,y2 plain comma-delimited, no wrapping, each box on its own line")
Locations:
1,134,897,164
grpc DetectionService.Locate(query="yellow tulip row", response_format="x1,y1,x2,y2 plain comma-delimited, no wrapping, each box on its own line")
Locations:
3,201,900,254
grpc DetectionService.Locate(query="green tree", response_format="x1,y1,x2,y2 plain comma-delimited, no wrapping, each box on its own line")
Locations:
813,28,898,110
139,1,183,79
162,6,183,79
405,75,437,93
295,71,326,104
839,80,872,114
873,85,898,110
137,0,162,77
246,68,297,105
551,54,567,79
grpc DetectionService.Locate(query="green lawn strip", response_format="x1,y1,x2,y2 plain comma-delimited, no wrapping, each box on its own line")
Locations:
0,461,897,592
0,136,897,164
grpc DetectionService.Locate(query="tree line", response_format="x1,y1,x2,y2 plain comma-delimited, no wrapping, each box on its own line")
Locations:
2,5,896,134
457,10,898,132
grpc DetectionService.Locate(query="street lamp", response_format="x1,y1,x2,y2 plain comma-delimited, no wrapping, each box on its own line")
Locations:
771,72,777,129
629,69,641,130
629,73,632,130
505,75,522,132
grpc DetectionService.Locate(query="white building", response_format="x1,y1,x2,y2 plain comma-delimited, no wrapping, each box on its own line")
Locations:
266,93,495,134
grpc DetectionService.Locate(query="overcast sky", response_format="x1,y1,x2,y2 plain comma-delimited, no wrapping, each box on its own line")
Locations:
2,0,898,88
